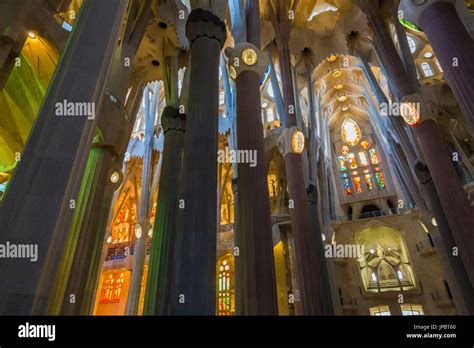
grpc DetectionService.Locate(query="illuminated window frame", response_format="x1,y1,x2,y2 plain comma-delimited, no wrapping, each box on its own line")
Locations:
370,305,391,316
420,62,434,77
401,304,424,316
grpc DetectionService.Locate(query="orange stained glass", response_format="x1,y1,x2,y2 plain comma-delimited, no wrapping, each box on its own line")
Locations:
361,140,370,149
99,271,125,304
353,176,363,193
348,153,357,169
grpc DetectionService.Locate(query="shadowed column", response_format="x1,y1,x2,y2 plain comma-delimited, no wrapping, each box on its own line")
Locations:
171,9,226,315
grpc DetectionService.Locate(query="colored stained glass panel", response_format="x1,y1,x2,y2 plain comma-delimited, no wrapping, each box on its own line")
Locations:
354,176,362,193
338,156,347,172
343,178,352,195
358,151,369,166
348,153,357,169
375,171,385,189
365,174,374,191
369,149,379,164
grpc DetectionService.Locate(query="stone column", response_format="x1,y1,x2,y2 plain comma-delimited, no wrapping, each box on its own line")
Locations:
49,144,116,315
226,41,278,314
126,82,159,315
414,162,474,314
0,0,127,315
143,106,185,315
171,8,226,315
268,2,334,315
53,43,149,314
400,0,474,134
414,119,474,286
225,0,278,314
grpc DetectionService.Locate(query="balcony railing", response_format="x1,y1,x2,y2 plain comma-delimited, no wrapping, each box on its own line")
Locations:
331,203,417,222
105,239,152,261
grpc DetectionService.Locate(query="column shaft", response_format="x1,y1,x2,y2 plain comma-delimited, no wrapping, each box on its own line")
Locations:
235,70,278,315
414,120,474,286
144,107,185,315
172,9,226,315
276,39,333,314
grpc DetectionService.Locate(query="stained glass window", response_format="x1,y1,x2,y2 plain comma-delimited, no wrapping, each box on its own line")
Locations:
343,178,352,195
407,36,416,53
361,140,369,149
421,62,433,77
341,145,349,155
375,171,385,189
364,174,374,191
354,176,362,193
341,118,361,146
218,258,234,315
337,156,347,172
358,151,368,166
348,153,357,169
369,149,379,165
99,271,125,304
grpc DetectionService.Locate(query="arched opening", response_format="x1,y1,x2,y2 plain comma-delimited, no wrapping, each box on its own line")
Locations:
360,204,382,217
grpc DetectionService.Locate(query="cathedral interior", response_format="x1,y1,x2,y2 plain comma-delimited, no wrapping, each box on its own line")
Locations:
0,0,474,317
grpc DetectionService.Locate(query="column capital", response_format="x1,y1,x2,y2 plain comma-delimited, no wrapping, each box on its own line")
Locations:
400,92,437,125
225,42,269,80
278,126,306,157
161,105,186,134
185,8,226,47
399,0,455,28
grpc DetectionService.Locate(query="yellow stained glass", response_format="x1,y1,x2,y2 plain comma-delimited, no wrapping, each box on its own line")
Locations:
354,176,362,193
358,151,369,166
341,118,361,146
348,153,357,169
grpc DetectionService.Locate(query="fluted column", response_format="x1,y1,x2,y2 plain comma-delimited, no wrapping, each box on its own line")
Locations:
225,0,278,315
400,0,474,134
144,106,185,315
171,9,226,315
